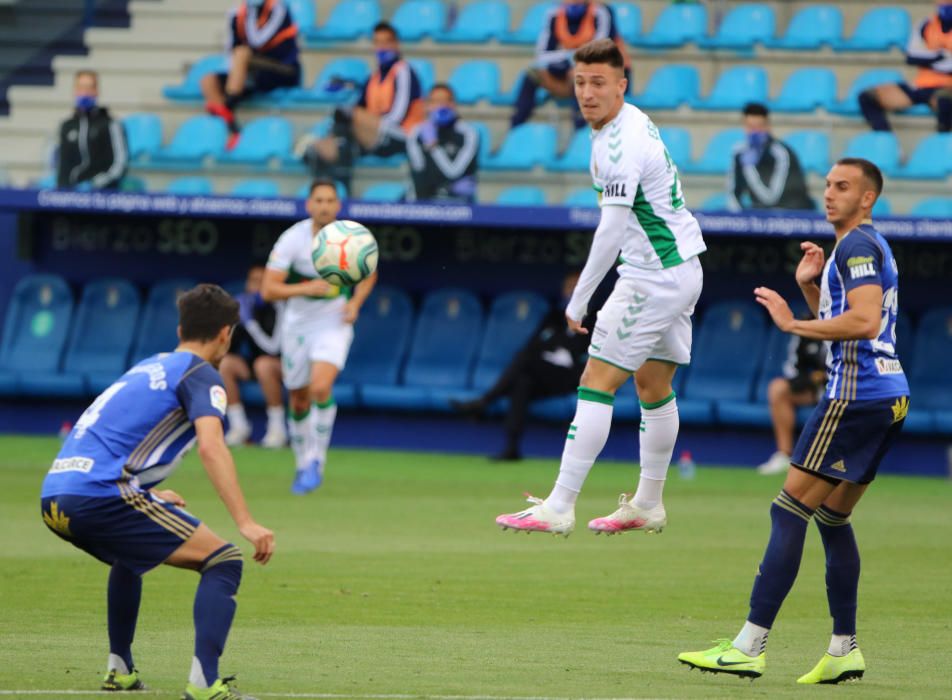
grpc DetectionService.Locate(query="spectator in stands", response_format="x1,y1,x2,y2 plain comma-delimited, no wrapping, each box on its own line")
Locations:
756,316,827,475
727,102,814,212
220,265,287,448
451,272,589,462
201,0,301,147
859,3,952,133
512,1,630,128
56,70,127,190
406,84,480,202
300,21,424,191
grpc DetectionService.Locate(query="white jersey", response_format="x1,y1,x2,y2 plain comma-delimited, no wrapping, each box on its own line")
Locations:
266,219,347,331
590,103,706,271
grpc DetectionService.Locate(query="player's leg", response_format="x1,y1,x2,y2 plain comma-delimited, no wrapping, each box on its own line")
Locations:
858,83,912,131
254,354,287,448
282,330,315,491
929,88,952,133
309,360,340,469
220,354,253,446
101,562,146,690
351,107,385,151
496,373,533,461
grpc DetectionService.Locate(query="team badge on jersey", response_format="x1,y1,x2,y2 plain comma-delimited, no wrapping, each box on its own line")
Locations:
209,385,227,415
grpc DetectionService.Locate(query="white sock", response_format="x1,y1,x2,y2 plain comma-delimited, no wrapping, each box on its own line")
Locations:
226,404,249,432
188,656,208,689
828,633,857,657
733,620,770,657
311,399,337,464
288,407,311,471
545,388,614,514
107,653,129,675
266,405,286,433
632,394,679,509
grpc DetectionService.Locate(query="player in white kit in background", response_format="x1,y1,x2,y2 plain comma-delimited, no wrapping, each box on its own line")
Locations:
262,179,377,494
496,38,706,536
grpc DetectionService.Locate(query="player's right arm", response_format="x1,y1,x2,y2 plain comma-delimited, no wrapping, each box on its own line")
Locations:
795,241,825,317
261,267,332,301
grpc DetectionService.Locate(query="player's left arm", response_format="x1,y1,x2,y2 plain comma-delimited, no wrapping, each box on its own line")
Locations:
343,270,378,324
565,205,627,334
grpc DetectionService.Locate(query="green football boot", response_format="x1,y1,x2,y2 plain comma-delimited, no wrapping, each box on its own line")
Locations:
101,668,146,691
182,675,257,700
797,649,866,684
678,639,766,679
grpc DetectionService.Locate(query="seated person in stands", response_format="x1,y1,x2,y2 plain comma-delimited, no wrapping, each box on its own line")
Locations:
300,21,424,191
859,3,952,133
756,315,827,475
512,1,630,128
727,103,813,212
406,84,480,202
451,272,589,462
56,70,128,190
200,0,301,147
220,264,287,448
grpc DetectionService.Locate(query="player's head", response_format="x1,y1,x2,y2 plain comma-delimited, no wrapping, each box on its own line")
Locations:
427,83,457,122
177,284,240,365
741,102,770,135
73,70,98,110
306,179,342,229
824,158,883,226
573,39,627,129
372,21,400,64
245,264,265,294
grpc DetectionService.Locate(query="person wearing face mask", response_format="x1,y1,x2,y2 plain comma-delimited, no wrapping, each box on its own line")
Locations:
300,21,424,191
56,70,128,190
451,272,590,462
405,84,480,202
511,1,630,128
727,102,813,212
200,0,301,148
859,2,952,133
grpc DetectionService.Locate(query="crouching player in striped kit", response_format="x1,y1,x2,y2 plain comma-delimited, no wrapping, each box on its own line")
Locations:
679,158,910,684
40,284,274,700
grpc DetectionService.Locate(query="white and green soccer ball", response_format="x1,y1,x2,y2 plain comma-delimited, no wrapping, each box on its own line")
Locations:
311,219,379,287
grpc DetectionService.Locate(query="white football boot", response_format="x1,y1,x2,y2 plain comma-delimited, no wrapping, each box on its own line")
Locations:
495,495,575,537
588,493,666,535
756,451,791,475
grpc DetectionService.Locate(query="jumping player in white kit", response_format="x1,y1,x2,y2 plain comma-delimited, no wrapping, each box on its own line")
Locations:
262,179,377,494
496,38,706,536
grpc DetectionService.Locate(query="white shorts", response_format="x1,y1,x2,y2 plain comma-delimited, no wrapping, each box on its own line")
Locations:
589,256,703,372
281,319,354,390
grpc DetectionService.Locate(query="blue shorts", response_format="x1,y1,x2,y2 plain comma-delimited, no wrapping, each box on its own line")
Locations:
41,485,201,575
791,395,908,485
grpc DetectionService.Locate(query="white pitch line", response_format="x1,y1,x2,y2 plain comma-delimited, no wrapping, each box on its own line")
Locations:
0,692,663,700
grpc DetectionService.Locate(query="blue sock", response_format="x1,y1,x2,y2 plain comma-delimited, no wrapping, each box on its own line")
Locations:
107,564,142,673
815,505,859,636
748,490,815,629
191,545,243,688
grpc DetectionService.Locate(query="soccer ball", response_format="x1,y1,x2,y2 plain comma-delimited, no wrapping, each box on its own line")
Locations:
311,220,379,287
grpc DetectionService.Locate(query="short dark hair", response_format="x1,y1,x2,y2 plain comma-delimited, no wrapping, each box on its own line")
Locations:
573,38,624,70
308,178,339,198
373,21,398,40
742,102,769,118
429,83,455,99
177,284,239,343
836,157,884,196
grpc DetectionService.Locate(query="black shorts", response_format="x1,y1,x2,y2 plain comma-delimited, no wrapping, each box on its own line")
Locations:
791,395,908,485
897,83,940,105
215,62,301,97
788,373,821,397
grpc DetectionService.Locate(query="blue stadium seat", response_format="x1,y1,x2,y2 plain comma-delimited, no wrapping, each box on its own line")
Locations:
285,0,317,32
841,132,900,176
501,1,556,44
305,0,380,42
692,66,768,111
908,307,952,411
62,278,141,394
833,7,910,52
769,68,837,113
698,3,775,50
495,186,547,206
0,274,76,396
392,0,447,41
911,197,952,218
482,123,557,170
659,126,691,168
697,192,728,212
120,176,147,193
611,3,642,44
163,54,228,101
408,58,435,95
361,182,405,202
447,61,501,105
231,179,281,198
828,69,905,115
894,134,952,180
362,288,483,410
166,177,214,195
682,128,744,175
563,188,597,208
872,196,891,217
218,116,293,165
765,5,843,49
122,113,162,163
286,57,370,105
717,325,794,428
490,70,548,106
629,64,699,110
151,115,228,165
785,130,831,175
131,279,197,364
435,0,509,42
548,128,590,172
469,121,493,164
633,3,707,48
471,291,549,391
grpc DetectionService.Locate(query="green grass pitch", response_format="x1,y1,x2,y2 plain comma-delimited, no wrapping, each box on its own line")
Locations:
1,435,950,699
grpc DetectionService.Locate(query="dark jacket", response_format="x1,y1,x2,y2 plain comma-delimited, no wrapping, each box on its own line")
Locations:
526,308,590,372
405,119,479,202
728,136,813,211
57,107,128,190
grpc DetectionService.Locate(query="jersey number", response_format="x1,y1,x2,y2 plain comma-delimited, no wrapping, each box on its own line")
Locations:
664,149,685,210
871,286,898,356
74,382,127,439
